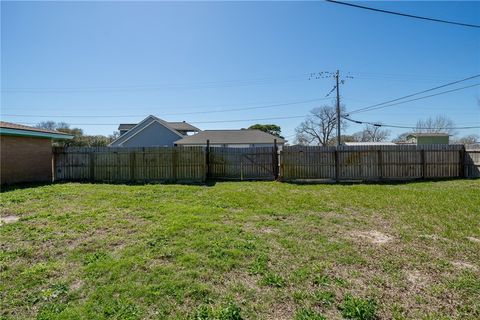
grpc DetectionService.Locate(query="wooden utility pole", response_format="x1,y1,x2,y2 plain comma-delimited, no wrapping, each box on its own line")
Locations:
335,70,341,146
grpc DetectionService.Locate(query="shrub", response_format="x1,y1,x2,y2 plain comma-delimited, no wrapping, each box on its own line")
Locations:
339,294,377,320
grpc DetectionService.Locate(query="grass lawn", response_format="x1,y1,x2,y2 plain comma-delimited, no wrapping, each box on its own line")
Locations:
1,180,479,320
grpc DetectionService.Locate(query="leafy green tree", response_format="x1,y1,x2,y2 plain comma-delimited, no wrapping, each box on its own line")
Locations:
247,124,284,138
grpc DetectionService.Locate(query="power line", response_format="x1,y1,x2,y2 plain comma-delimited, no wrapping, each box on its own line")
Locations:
325,0,480,29
1,97,333,118
342,116,480,130
1,73,319,93
347,75,480,114
14,114,310,126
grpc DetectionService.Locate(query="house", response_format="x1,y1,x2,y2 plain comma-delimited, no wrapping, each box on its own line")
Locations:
109,115,200,147
0,121,73,185
174,129,286,148
406,133,450,145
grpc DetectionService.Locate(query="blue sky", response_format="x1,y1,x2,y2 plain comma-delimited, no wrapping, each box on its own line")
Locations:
1,1,479,140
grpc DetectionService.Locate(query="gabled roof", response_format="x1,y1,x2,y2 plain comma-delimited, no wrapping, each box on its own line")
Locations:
110,115,184,146
0,121,74,140
175,129,286,145
118,121,199,132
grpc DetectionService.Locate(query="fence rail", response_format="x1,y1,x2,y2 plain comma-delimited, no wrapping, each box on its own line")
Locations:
53,144,480,183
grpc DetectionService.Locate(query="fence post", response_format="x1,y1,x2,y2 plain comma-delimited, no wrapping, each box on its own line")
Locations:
130,151,136,182
89,151,95,182
206,139,210,180
172,147,178,182
459,146,465,178
420,149,426,179
273,139,279,180
334,147,339,182
377,149,383,180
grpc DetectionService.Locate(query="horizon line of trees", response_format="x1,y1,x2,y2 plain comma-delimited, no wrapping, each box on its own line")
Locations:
293,104,479,146
36,109,478,148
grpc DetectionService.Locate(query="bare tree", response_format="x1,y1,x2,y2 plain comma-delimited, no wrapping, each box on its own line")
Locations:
415,115,455,134
295,105,346,146
393,132,410,143
453,134,479,145
353,124,390,142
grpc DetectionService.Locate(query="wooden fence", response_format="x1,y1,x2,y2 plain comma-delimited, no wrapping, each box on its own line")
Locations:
53,147,206,183
280,144,470,181
209,147,277,180
53,144,479,183
465,144,480,178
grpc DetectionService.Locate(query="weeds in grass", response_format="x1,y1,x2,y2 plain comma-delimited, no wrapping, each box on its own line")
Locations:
294,308,327,320
339,294,378,320
190,302,243,320
312,290,335,306
260,272,286,287
313,274,346,287
248,254,269,275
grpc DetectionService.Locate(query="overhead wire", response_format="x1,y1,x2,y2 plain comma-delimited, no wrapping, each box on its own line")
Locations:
325,0,480,28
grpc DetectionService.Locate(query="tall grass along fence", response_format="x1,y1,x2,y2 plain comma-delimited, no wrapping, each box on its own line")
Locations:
53,144,479,183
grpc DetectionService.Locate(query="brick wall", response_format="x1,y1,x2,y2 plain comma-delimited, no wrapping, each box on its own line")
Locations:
0,135,53,185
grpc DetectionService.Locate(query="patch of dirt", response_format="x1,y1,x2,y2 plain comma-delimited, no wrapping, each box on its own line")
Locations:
467,236,480,244
419,234,450,242
268,302,295,320
353,230,393,244
406,270,428,288
0,215,19,225
259,227,276,234
70,279,84,291
451,261,478,271
223,271,260,292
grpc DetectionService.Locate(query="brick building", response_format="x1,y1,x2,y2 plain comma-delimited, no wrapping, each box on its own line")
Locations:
0,122,73,185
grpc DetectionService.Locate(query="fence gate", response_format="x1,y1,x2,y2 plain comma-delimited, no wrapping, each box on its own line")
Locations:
208,147,277,180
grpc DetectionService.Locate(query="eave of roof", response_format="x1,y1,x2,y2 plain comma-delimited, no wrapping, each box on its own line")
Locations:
0,128,74,140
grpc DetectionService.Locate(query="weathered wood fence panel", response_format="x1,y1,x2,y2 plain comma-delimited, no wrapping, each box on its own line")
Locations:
465,144,480,178
54,146,206,183
53,144,479,183
209,147,275,180
280,146,336,180
280,144,466,181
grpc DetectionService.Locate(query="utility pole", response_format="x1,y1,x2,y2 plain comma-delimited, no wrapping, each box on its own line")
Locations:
335,70,341,146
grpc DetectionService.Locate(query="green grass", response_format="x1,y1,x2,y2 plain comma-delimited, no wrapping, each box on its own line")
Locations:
1,180,479,319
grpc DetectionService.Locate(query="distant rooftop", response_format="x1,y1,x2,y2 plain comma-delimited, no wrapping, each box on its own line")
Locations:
407,133,450,137
175,129,286,145
344,142,397,146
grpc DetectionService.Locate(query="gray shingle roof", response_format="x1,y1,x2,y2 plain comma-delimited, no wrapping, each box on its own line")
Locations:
118,121,198,132
175,130,285,145
167,122,200,132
